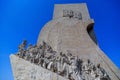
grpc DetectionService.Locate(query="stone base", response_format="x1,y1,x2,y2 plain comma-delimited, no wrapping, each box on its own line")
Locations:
10,54,68,80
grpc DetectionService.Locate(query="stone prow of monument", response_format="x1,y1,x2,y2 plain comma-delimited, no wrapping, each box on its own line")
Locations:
10,54,68,80
10,3,120,80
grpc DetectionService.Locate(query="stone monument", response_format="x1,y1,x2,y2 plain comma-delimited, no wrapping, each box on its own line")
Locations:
10,3,120,80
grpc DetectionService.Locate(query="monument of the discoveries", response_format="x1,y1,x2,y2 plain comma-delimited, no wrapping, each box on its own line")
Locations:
10,3,120,80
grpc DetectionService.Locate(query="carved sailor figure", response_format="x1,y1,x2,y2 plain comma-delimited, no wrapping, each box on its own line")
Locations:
17,40,27,58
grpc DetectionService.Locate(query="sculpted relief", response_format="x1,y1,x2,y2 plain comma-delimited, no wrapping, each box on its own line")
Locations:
16,40,111,80
63,10,82,20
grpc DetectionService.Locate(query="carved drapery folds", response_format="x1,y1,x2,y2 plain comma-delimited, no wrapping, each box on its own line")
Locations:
16,40,110,80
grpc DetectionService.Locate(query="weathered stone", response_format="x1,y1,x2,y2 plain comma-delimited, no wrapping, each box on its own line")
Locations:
10,3,120,80
10,54,68,80
37,3,120,80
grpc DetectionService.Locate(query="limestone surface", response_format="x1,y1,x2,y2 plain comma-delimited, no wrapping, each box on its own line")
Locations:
37,3,120,80
10,54,68,80
10,3,120,80
14,40,112,80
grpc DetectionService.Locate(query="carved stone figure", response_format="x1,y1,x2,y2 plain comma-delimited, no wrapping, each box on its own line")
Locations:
16,40,111,80
77,12,82,20
17,40,27,58
63,10,82,20
69,10,74,18
63,10,69,17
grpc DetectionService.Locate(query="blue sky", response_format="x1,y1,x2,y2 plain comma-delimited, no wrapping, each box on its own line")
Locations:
0,0,120,80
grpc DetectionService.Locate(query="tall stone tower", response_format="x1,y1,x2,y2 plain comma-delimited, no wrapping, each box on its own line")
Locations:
10,3,120,80
37,3,120,79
